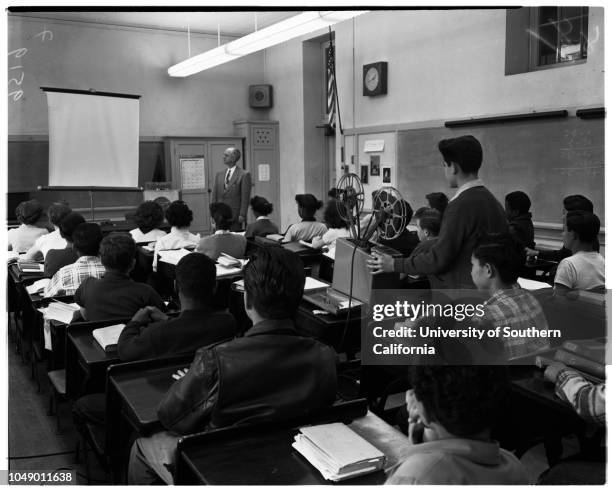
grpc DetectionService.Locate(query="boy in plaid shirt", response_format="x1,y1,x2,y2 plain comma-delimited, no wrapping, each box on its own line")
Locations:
44,222,105,297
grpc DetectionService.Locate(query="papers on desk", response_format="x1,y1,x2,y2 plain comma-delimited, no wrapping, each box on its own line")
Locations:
216,264,242,277
217,253,242,268
265,233,285,243
46,301,80,324
92,323,126,352
26,278,51,295
298,240,317,249
232,276,330,293
292,422,385,481
517,277,550,290
158,248,191,265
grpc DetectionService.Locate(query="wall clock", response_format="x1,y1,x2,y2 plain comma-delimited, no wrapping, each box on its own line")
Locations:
363,62,387,96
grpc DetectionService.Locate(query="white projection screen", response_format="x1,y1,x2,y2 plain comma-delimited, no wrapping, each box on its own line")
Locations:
46,90,139,187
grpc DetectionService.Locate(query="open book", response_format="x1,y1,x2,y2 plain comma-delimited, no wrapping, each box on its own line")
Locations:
158,248,191,266
92,323,126,352
26,278,51,295
292,422,385,482
217,253,242,268
46,301,81,324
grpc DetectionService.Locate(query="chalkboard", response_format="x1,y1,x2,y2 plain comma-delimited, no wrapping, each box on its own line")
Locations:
8,139,166,210
396,117,605,224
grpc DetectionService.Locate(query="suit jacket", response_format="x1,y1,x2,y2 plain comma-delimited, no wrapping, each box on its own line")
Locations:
396,186,508,288
75,271,166,322
117,308,236,362
212,166,252,228
196,232,247,260
157,318,338,434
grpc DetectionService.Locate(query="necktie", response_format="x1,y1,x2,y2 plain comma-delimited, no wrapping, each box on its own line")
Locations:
224,169,231,189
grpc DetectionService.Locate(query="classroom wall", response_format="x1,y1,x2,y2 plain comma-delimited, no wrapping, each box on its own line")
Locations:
334,9,604,128
8,16,264,136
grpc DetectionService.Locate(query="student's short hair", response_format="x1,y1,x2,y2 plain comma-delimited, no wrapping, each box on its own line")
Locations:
134,201,164,233
48,202,72,226
414,207,441,236
165,200,193,228
323,200,348,229
438,135,482,174
425,192,449,215
99,233,136,272
409,366,509,437
295,194,323,218
565,211,600,244
175,253,217,303
505,191,531,214
250,196,273,216
563,195,594,213
472,233,525,285
16,200,44,225
72,223,103,256
59,212,86,242
209,202,234,230
243,247,305,319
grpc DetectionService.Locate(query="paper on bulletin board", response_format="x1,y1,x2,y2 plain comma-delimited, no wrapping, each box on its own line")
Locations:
258,164,270,182
180,158,206,189
364,140,385,153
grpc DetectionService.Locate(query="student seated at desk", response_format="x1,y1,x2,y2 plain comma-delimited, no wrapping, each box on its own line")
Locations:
75,233,165,321
386,366,528,484
244,196,279,239
22,202,71,260
406,207,442,287
8,199,48,253
471,233,550,359
44,223,105,297
505,191,535,249
153,200,200,271
72,253,237,433
44,212,85,277
526,194,596,262
310,200,350,258
130,200,167,244
283,193,327,243
554,211,605,296
128,247,337,485
196,202,247,260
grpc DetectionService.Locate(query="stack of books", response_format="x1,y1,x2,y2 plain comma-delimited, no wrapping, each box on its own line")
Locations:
292,422,386,482
537,337,606,382
18,261,44,273
92,323,126,352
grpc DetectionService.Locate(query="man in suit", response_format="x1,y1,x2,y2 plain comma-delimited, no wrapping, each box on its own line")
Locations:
368,135,508,288
212,147,252,232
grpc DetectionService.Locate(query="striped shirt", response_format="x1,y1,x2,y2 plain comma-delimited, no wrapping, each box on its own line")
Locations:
481,285,550,359
44,256,106,297
555,369,605,426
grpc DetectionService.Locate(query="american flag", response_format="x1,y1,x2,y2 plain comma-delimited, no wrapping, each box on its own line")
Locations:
326,45,336,128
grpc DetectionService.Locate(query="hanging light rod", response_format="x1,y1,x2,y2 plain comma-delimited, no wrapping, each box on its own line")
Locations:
168,10,368,77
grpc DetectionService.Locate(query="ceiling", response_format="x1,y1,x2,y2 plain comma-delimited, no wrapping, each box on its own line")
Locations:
10,10,302,37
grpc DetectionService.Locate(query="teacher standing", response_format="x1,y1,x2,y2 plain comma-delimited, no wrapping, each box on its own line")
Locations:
211,147,252,232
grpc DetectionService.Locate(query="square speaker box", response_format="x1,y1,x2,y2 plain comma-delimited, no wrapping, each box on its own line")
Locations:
249,84,273,108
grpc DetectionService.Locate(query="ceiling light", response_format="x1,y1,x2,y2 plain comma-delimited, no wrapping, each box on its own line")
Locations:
169,11,368,77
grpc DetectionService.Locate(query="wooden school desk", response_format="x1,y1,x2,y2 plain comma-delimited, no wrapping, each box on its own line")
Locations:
174,410,410,485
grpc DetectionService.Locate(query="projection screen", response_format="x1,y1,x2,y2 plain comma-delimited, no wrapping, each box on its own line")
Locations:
46,90,139,187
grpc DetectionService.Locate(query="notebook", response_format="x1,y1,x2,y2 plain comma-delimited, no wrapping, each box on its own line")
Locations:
292,422,385,482
92,323,126,352
158,248,191,265
26,278,51,295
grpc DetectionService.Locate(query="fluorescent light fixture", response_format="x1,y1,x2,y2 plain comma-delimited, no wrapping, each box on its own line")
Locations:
168,10,368,77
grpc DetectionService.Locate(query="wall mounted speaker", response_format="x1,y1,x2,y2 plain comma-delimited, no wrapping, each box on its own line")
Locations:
249,84,273,108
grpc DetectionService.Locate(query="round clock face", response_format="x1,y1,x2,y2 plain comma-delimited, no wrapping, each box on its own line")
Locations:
365,67,380,91
254,90,264,102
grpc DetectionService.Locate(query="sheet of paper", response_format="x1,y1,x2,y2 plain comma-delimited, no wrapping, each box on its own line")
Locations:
363,139,385,152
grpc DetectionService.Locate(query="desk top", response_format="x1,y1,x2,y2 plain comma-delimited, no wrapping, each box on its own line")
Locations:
179,411,410,485
110,362,186,432
8,262,45,284
68,327,120,366
511,370,578,418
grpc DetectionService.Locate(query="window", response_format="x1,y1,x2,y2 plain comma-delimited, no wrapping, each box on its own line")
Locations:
530,7,588,69
505,7,589,76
